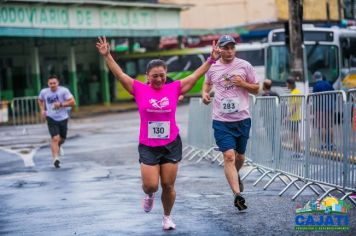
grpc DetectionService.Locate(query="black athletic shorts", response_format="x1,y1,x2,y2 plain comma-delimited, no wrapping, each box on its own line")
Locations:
46,117,68,139
138,135,182,165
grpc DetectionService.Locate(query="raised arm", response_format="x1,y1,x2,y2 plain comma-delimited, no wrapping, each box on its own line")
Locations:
96,36,134,94
180,41,220,94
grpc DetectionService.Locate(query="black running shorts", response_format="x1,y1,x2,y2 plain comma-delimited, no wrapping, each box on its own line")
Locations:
138,135,182,165
46,117,68,139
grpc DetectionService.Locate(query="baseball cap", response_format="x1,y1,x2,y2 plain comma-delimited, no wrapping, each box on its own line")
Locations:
217,35,236,47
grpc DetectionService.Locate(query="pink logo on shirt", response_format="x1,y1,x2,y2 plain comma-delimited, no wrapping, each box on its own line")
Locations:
149,97,169,109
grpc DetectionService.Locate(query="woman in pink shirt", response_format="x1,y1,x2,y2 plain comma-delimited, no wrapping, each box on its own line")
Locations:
96,36,219,230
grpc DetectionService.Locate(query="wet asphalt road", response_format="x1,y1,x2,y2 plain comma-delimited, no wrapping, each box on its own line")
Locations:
0,105,355,235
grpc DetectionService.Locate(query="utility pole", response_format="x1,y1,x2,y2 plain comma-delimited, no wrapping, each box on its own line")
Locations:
287,0,304,81
338,0,343,21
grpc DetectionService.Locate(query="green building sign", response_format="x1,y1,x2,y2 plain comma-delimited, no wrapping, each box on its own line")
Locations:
0,4,180,30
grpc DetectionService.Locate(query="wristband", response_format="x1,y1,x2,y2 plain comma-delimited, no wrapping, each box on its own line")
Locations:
207,57,216,65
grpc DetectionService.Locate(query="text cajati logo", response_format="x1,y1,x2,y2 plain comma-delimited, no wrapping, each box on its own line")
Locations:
295,197,351,231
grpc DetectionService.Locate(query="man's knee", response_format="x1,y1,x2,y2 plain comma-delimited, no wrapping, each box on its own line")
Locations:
52,135,60,143
223,150,236,164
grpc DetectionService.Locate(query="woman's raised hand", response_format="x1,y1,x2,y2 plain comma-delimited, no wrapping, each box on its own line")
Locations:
96,36,110,56
210,40,220,61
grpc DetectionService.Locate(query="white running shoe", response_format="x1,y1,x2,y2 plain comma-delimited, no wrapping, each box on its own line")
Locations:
162,215,176,230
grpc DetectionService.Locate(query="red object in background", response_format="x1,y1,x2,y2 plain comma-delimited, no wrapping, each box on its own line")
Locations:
159,37,181,50
159,33,240,49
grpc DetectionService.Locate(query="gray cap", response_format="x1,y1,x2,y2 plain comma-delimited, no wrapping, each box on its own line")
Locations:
217,35,236,47
313,71,323,80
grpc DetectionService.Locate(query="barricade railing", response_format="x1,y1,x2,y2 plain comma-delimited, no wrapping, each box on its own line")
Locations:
185,91,356,205
284,92,345,201
250,96,279,169
344,89,356,193
11,96,44,126
0,100,10,124
245,96,281,186
244,94,256,165
245,95,305,191
184,97,217,163
278,95,306,177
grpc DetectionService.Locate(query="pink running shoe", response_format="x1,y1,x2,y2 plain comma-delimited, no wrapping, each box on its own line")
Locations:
162,215,176,230
142,193,155,213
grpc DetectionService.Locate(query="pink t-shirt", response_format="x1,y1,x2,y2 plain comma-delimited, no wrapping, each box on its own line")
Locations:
205,58,259,122
132,80,181,147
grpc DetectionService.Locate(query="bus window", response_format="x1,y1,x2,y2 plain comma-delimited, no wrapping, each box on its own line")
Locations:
236,50,264,66
162,54,205,74
181,54,205,70
266,46,289,83
163,55,182,72
267,45,338,83
341,37,356,68
307,45,338,83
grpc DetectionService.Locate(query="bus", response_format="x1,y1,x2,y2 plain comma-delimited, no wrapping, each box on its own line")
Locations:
114,43,266,100
266,26,356,94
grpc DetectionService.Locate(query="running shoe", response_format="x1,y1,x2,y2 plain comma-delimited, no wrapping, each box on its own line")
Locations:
59,146,64,156
162,215,176,230
143,193,155,213
53,158,60,168
234,193,247,211
238,174,244,192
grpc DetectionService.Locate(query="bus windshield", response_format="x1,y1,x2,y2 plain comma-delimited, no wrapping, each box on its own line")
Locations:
266,44,338,83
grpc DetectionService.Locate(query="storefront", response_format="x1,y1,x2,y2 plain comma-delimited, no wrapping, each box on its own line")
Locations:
0,0,185,105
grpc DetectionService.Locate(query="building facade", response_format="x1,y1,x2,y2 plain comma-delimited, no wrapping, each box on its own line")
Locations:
160,0,343,29
0,0,185,105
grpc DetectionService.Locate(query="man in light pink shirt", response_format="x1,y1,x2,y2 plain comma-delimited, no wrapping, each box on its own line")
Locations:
202,35,259,211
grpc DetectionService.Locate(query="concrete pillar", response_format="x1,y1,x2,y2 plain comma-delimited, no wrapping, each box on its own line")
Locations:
99,55,110,106
68,46,79,106
30,47,41,95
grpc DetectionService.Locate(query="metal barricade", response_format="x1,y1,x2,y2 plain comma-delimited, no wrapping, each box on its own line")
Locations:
0,100,9,124
250,96,279,169
244,94,256,162
345,89,356,192
278,94,306,177
304,91,346,187
184,97,215,162
11,96,43,125
243,96,284,186
184,91,356,205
